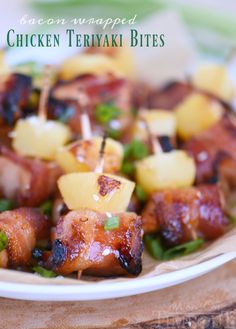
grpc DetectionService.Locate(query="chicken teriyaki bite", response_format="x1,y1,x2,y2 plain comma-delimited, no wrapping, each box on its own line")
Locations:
47,209,143,276
0,208,50,268
142,185,228,246
0,146,61,207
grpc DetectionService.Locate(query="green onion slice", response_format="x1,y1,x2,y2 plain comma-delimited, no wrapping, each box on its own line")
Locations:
33,266,57,278
104,216,120,231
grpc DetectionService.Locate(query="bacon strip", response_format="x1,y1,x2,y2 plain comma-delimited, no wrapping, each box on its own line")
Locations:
47,209,143,276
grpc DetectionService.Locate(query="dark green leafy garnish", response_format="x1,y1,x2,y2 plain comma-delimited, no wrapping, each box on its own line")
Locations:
33,266,57,278
0,199,14,212
95,103,121,125
144,234,204,260
121,162,135,175
0,231,8,252
40,200,52,216
124,140,148,160
104,216,120,231
135,185,148,202
121,140,149,176
107,128,121,140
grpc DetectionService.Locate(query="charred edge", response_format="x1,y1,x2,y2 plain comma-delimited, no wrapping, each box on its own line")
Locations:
118,252,143,276
51,239,67,266
97,175,121,197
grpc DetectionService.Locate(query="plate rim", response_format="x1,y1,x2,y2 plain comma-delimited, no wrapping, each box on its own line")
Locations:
0,252,235,301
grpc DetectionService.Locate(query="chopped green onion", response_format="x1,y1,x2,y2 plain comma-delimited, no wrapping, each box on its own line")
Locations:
33,266,57,278
135,185,148,202
40,200,52,216
144,235,164,260
163,239,204,260
0,199,14,212
107,128,121,140
104,216,120,231
0,231,8,252
95,103,121,125
121,162,135,175
124,140,148,161
144,234,204,260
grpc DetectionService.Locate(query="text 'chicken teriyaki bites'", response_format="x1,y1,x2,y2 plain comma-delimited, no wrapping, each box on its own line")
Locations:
0,48,235,279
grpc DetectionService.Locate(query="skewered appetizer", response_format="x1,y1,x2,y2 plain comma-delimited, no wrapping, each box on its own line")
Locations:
0,48,235,281
55,92,124,174
47,137,143,276
12,66,71,161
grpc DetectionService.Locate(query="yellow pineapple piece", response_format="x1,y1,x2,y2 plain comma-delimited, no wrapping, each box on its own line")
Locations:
175,93,224,140
135,150,196,194
58,172,135,212
56,137,124,174
192,63,235,102
13,117,71,161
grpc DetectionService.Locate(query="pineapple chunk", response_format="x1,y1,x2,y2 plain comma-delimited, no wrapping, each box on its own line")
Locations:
58,172,135,212
59,53,122,80
13,117,71,161
175,93,224,141
135,150,196,194
192,64,235,102
133,110,176,140
56,137,124,174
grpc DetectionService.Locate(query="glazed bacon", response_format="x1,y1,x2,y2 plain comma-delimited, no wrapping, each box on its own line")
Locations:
0,147,61,207
149,81,193,110
0,208,49,268
142,185,228,246
51,74,132,134
148,81,232,112
0,73,32,126
48,209,143,276
184,116,236,184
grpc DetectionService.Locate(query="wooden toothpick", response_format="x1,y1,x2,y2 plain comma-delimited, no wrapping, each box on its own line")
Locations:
38,65,51,121
94,133,107,174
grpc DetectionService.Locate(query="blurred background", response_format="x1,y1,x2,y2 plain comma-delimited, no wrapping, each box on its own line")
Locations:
1,0,236,85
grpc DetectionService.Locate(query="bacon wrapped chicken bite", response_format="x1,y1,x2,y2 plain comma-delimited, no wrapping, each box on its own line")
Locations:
184,115,236,184
0,208,49,268
47,208,143,276
142,185,228,246
0,147,61,207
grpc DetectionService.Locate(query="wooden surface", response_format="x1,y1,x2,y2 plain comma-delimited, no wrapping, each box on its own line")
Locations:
1,260,236,329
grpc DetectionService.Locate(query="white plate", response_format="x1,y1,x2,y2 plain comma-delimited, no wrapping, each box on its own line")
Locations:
0,253,235,301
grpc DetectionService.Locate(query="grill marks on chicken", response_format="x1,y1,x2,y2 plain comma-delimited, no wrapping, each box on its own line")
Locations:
48,209,143,276
142,185,228,246
0,208,49,267
0,147,61,207
185,116,236,184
